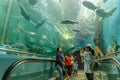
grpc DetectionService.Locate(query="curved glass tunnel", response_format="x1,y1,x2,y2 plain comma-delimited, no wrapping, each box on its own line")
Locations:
0,0,120,55
0,0,120,80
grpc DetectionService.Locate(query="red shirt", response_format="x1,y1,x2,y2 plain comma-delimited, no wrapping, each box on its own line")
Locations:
65,55,72,66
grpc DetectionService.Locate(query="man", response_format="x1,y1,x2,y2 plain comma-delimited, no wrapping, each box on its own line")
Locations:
55,48,64,80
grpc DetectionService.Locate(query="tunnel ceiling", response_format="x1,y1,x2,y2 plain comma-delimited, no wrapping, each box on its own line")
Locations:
0,0,119,55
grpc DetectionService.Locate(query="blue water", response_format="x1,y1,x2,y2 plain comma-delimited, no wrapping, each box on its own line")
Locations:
0,0,120,55
103,0,120,52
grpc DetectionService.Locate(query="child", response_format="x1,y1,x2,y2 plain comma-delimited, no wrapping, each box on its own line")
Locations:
73,61,78,75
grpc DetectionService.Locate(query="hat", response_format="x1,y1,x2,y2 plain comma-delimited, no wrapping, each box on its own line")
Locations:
86,44,92,47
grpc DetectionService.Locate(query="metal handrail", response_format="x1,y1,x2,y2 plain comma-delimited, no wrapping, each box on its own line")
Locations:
96,57,120,68
2,58,55,80
0,48,46,57
94,51,120,69
101,51,120,58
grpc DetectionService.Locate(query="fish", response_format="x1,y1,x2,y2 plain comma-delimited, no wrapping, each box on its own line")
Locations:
17,0,20,3
103,0,108,3
35,20,46,28
82,1,117,18
107,7,117,15
29,0,38,5
72,29,81,32
96,7,117,18
59,0,61,3
82,1,97,11
17,0,30,21
19,5,30,21
17,0,47,29
61,19,79,24
95,9,108,17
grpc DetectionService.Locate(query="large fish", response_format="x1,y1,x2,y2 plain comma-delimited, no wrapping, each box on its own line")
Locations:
29,0,38,5
17,0,30,21
19,5,30,21
103,0,108,3
72,29,81,33
61,19,79,24
82,1,97,11
59,0,61,3
17,0,45,28
95,9,108,17
95,7,117,17
82,1,117,18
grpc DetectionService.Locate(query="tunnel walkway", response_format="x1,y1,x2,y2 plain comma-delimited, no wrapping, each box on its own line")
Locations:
50,70,109,80
64,71,87,80
64,70,120,80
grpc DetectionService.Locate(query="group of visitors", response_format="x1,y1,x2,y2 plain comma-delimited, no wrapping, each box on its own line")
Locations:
55,44,98,80
64,54,78,76
55,48,78,80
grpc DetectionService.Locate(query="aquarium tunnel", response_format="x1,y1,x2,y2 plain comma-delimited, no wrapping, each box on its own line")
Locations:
0,0,120,80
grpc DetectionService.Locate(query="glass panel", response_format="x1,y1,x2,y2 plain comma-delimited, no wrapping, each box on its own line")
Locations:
0,55,23,80
8,61,55,80
0,0,120,55
0,49,55,80
0,0,120,79
94,63,120,80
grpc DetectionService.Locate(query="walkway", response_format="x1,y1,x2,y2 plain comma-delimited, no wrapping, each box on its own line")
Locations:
65,70,109,80
50,70,120,80
65,71,86,80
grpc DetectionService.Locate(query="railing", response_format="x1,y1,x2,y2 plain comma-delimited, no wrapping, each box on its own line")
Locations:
2,58,55,80
0,48,47,57
100,51,120,58
0,47,56,80
95,51,120,68
96,57,120,68
94,51,120,80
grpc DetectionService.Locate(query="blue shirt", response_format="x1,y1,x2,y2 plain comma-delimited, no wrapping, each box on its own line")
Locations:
55,52,64,67
73,63,78,70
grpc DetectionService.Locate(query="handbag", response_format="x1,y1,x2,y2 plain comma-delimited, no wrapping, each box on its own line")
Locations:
90,62,98,71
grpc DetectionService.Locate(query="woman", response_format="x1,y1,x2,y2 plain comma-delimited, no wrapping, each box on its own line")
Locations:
55,48,64,80
65,54,72,76
83,46,94,80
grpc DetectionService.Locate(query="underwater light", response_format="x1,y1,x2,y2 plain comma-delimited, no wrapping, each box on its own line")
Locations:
29,32,36,35
43,35,47,39
63,34,72,40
